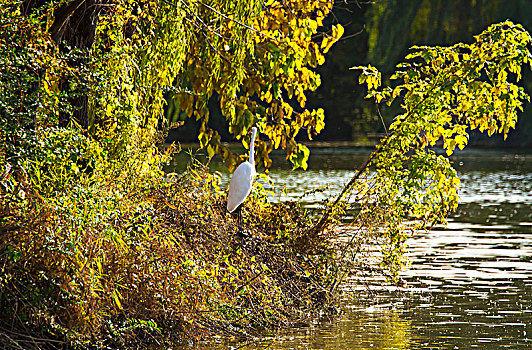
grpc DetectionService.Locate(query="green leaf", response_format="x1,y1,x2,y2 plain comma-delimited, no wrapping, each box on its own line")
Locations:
289,143,310,170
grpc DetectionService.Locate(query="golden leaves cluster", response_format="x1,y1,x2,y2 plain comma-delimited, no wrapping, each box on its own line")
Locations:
351,21,531,274
360,21,531,156
89,0,189,168
80,0,344,171
171,0,341,170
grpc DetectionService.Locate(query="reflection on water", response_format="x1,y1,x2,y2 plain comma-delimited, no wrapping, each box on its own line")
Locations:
255,309,413,350
171,148,532,349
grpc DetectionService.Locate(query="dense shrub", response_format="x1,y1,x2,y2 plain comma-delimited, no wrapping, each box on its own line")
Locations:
1,154,338,348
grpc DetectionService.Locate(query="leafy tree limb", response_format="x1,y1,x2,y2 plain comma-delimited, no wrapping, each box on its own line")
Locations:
315,21,531,276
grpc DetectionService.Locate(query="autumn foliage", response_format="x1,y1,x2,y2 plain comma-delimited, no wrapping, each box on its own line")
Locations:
347,21,531,272
169,0,343,170
1,0,531,347
1,0,343,347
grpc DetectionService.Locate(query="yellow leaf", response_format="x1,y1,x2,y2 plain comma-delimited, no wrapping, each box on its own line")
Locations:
112,290,123,310
332,24,344,40
321,36,332,51
452,52,459,62
321,25,344,53
317,52,325,65
455,135,468,149
165,201,177,210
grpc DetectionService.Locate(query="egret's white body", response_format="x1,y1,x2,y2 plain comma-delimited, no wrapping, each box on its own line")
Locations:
227,127,257,213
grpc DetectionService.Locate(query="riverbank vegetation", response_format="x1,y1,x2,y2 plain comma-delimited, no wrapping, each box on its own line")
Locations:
2,156,340,347
1,0,344,347
1,0,531,348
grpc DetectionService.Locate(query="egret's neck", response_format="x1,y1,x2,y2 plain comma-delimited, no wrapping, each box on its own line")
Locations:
249,127,257,165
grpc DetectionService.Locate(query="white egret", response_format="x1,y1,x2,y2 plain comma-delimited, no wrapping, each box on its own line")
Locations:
227,127,257,236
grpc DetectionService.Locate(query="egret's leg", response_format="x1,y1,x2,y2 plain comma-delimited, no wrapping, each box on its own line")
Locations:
237,205,244,238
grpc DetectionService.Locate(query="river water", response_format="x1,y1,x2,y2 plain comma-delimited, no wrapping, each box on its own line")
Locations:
171,147,532,349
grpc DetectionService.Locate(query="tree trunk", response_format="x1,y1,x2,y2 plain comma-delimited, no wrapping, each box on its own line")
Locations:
25,0,100,129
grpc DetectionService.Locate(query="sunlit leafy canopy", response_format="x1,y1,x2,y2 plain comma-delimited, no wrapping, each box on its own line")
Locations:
350,21,531,272
1,0,342,181
168,0,343,170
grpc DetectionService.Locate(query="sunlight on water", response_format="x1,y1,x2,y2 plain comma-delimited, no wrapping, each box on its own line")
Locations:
172,148,532,349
